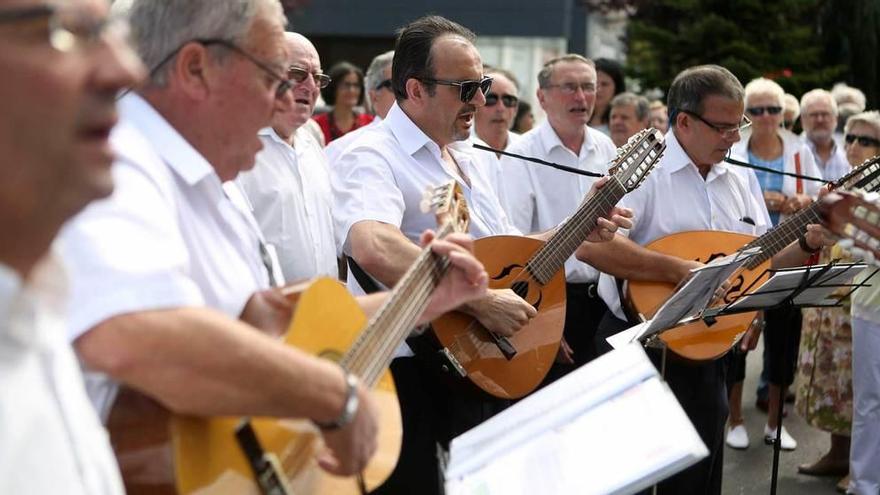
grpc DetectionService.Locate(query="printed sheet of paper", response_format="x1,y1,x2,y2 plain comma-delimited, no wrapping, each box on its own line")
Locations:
445,345,708,495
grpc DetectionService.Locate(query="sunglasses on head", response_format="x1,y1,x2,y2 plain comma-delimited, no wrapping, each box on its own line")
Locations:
418,76,493,103
745,106,783,116
845,133,880,147
485,93,518,108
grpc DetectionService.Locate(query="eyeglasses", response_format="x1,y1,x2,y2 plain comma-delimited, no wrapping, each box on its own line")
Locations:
374,79,393,91
542,82,597,94
746,106,783,116
288,66,331,89
485,93,519,109
418,76,493,103
0,4,127,53
681,109,751,138
845,133,880,147
196,39,292,98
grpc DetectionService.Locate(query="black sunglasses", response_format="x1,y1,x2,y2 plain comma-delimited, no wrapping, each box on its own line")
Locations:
418,76,493,103
845,133,880,147
485,93,518,108
745,106,783,116
375,79,392,91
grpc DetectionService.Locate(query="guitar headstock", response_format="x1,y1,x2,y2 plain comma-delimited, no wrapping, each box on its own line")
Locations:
421,180,470,233
607,128,665,192
818,189,880,260
835,154,880,192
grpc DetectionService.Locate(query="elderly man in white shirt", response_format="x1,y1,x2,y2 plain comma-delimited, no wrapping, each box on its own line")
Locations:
801,89,850,182
0,0,144,493
236,32,338,282
331,16,629,495
498,54,620,371
325,50,395,166
576,65,830,495
57,2,490,492
471,66,522,203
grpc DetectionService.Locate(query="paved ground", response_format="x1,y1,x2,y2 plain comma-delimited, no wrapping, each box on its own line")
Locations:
722,339,844,495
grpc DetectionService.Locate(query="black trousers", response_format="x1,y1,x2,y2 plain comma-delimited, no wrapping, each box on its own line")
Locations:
762,305,802,387
597,311,727,495
540,282,607,386
372,356,510,495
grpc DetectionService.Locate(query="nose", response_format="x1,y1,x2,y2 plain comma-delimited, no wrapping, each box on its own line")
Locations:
471,87,487,107
93,27,147,94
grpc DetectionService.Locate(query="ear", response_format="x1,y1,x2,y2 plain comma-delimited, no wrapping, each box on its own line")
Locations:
405,78,424,105
674,111,689,131
171,43,212,101
536,88,547,110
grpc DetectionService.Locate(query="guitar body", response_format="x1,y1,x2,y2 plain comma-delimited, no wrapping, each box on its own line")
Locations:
173,278,401,494
625,231,769,362
431,235,566,399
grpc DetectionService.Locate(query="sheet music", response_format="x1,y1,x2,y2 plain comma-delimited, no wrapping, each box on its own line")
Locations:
445,345,708,495
724,263,869,311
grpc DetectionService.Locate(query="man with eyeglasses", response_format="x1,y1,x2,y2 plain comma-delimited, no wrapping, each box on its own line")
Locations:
0,0,144,493
325,50,395,166
800,88,850,182
331,16,630,494
234,32,339,283
579,65,831,495
54,1,491,491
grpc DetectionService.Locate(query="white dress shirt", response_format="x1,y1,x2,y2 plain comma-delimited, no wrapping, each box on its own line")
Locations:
0,257,124,495
59,93,269,418
236,127,339,282
325,116,382,166
803,135,850,182
471,132,521,206
599,130,771,319
332,102,520,259
499,120,617,283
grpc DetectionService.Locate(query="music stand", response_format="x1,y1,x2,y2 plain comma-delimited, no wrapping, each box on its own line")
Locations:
700,261,875,495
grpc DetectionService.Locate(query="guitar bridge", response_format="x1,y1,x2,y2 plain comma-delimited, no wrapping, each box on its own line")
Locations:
235,420,292,495
439,348,468,377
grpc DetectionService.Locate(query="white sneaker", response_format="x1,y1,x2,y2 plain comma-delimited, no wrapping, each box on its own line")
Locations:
725,424,749,449
764,424,797,450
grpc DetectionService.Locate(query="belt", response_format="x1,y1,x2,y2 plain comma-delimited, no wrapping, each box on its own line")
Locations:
566,281,599,299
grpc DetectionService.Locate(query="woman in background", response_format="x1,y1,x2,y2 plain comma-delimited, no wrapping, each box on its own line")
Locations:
313,61,374,144
588,58,625,136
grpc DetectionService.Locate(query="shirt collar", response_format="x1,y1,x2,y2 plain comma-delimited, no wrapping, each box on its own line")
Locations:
118,93,216,186
384,102,441,157
536,119,597,157
0,262,22,328
664,129,731,179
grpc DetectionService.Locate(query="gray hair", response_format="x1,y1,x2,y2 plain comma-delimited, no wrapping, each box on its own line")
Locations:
844,110,880,139
484,66,520,93
831,82,867,112
365,50,394,93
114,0,285,86
800,88,838,117
667,65,744,125
743,77,784,108
610,92,650,121
783,93,800,120
537,54,594,88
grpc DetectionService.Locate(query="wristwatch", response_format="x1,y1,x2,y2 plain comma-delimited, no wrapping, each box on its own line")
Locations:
314,370,360,430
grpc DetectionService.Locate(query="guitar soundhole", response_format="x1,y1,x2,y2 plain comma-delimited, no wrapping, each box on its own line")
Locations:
511,281,529,299
700,252,744,303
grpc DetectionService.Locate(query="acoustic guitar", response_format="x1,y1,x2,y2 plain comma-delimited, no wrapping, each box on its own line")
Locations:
428,128,666,399
818,188,880,260
626,155,880,362
172,181,471,494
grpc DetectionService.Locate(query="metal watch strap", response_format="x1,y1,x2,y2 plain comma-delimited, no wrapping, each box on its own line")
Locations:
314,371,359,430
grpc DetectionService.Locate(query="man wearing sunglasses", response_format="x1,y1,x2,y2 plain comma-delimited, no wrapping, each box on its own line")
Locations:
0,0,144,493
326,50,395,166
331,16,630,494
472,66,523,204
235,32,339,283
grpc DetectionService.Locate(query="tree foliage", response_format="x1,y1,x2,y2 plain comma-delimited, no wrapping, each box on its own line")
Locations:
623,0,853,100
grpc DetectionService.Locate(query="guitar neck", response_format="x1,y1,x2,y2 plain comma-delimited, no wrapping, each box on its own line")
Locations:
342,223,454,387
526,179,627,284
742,204,821,268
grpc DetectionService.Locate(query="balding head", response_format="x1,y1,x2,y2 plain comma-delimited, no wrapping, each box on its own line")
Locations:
272,32,322,140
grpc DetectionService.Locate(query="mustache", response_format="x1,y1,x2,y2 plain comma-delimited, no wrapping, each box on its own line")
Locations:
457,105,476,116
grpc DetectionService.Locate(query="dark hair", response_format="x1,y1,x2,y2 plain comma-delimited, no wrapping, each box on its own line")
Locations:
667,65,744,128
321,61,365,107
513,100,533,133
594,58,626,124
392,15,476,101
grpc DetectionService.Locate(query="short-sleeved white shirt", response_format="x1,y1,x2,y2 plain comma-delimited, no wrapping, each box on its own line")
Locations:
499,120,617,283
471,132,521,206
59,94,269,418
236,127,338,282
331,102,519,261
0,257,124,495
599,130,770,319
325,116,382,167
